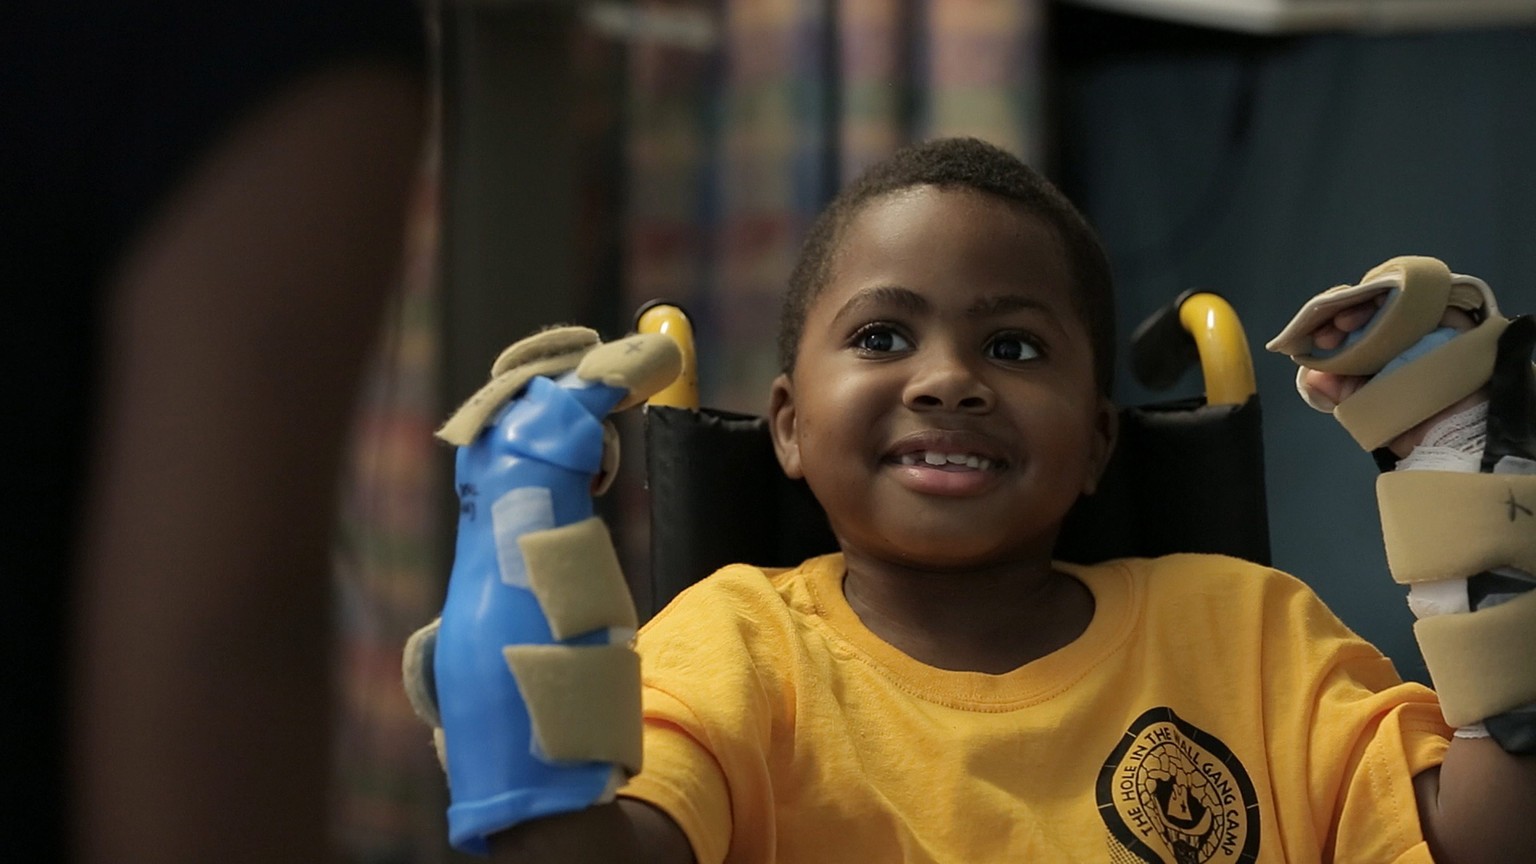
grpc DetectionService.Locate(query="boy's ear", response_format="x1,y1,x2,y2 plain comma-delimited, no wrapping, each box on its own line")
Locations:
768,373,804,479
1082,396,1119,496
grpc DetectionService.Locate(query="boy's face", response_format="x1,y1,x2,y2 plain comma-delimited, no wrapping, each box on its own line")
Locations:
769,186,1116,570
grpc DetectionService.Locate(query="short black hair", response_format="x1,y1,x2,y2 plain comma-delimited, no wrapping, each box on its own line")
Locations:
778,137,1116,396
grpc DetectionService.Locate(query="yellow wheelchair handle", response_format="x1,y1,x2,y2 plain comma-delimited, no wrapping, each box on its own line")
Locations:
635,301,701,409
637,293,1255,409
1177,292,1257,407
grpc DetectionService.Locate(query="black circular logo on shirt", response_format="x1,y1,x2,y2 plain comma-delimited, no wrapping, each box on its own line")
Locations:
1097,707,1260,863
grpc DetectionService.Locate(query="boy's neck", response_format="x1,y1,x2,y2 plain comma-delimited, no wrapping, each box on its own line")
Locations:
840,550,1094,675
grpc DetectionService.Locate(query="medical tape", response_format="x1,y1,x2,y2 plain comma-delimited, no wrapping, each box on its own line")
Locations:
518,517,639,641
1415,590,1536,727
502,643,643,773
1332,315,1509,451
1378,471,1536,585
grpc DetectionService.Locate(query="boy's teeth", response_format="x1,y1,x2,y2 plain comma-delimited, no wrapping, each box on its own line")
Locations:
902,451,994,470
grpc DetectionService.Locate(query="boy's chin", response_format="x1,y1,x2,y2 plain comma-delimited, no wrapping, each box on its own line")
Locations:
829,504,1069,572
860,535,1057,573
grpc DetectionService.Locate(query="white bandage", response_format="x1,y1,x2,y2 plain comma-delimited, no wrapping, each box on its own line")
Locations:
1397,404,1486,620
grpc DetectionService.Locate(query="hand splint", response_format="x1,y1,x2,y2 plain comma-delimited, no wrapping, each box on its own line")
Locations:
1271,259,1536,752
1268,255,1508,451
401,326,681,853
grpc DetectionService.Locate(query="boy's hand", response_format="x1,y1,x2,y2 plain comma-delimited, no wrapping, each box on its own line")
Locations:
403,326,681,855
1299,299,1485,458
1268,256,1504,456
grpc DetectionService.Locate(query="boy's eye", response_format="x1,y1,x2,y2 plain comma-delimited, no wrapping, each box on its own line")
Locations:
853,326,912,354
985,334,1041,362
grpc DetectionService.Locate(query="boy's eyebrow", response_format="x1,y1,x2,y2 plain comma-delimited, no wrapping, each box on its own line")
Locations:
828,287,1060,328
964,293,1056,319
829,285,930,327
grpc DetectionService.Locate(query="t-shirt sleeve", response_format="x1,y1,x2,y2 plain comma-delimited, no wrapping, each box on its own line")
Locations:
620,687,735,864
618,568,784,864
1264,572,1452,862
1333,694,1448,863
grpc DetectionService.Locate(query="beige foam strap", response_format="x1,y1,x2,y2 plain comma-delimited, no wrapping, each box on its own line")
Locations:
1280,256,1453,376
519,517,638,641
503,644,643,773
1414,590,1536,727
574,333,684,413
401,620,447,770
430,728,447,772
435,327,599,446
1379,472,1536,585
491,327,600,377
401,618,442,727
593,420,621,497
1333,315,1509,451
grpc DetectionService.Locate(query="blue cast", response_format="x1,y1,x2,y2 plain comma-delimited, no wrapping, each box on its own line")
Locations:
434,371,630,854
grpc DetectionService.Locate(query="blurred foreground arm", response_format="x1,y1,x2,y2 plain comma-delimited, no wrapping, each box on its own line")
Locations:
71,62,424,864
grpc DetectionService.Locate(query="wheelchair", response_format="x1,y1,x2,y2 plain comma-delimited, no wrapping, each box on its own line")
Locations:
634,293,1271,619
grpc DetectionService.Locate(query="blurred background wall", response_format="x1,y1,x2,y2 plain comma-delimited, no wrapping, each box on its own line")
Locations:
1052,7,1536,687
334,1,1536,859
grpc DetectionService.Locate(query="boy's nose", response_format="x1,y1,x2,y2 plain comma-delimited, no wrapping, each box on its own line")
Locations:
902,349,994,413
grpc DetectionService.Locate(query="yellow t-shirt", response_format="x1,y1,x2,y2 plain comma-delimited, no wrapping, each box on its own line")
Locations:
619,553,1450,863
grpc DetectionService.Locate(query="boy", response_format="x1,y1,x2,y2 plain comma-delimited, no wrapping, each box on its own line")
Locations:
411,138,1536,862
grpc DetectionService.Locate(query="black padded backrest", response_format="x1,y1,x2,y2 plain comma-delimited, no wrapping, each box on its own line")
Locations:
643,407,835,617
644,397,1269,618
1054,396,1270,567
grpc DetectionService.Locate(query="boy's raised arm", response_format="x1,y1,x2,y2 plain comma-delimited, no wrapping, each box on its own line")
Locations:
1415,738,1536,864
401,327,685,857
488,800,695,864
1269,256,1536,863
